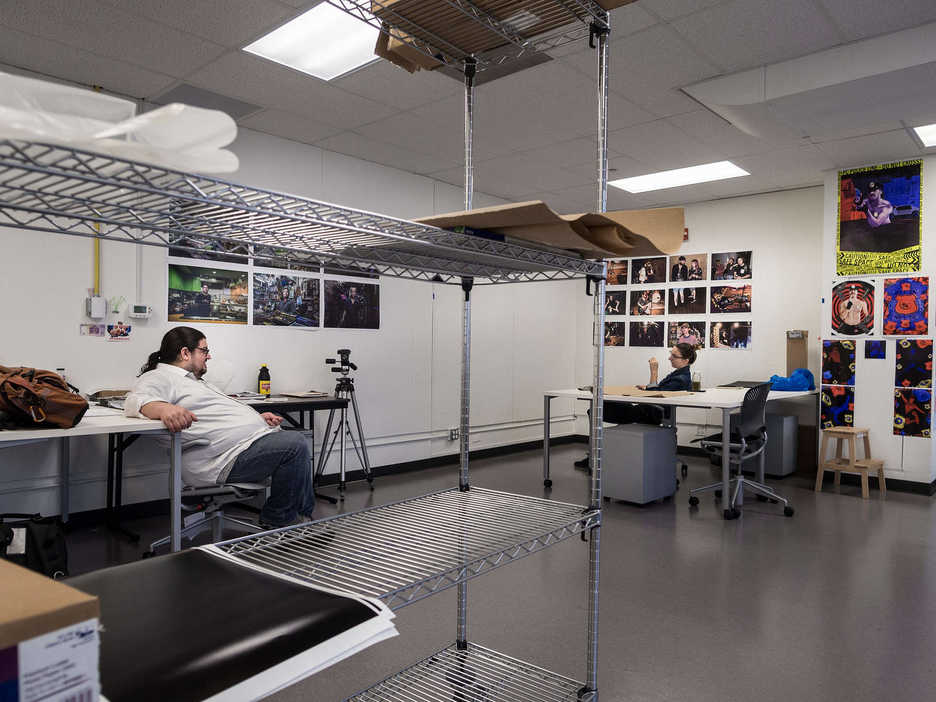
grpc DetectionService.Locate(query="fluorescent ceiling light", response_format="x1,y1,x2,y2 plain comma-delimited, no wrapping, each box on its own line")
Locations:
913,123,936,147
244,4,379,81
609,161,750,193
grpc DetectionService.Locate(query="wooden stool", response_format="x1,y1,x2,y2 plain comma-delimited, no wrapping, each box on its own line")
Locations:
816,427,886,499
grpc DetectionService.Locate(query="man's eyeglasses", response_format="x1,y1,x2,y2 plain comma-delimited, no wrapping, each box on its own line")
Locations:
194,346,210,355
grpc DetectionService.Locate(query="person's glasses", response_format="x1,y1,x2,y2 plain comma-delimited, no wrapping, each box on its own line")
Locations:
194,346,210,355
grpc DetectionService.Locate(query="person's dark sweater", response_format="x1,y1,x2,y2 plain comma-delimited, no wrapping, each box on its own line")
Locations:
648,365,691,391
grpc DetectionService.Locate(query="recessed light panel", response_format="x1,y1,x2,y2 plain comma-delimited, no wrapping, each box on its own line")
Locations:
609,161,750,193
913,123,936,147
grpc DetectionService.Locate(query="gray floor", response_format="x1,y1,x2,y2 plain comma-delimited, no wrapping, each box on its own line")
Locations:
68,445,936,701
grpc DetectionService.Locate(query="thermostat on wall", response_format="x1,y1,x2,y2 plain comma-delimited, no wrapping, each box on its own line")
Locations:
129,304,152,319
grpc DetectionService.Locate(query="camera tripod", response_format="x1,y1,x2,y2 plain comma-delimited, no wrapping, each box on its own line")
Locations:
314,375,373,500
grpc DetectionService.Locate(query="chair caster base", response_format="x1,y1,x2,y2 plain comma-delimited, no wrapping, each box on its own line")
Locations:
543,479,553,488
681,464,688,478
784,506,795,517
723,508,741,520
688,495,699,507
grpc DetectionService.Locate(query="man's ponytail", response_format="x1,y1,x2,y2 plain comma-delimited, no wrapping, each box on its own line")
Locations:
137,327,205,376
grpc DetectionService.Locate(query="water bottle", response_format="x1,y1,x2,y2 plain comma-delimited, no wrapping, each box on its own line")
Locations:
258,364,271,396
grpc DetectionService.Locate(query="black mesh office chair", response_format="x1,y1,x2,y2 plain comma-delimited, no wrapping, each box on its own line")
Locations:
688,383,794,519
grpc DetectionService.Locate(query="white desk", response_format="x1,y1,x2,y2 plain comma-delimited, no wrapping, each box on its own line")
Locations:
0,409,181,546
543,387,817,516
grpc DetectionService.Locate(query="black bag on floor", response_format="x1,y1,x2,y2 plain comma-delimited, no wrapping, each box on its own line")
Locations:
0,513,68,579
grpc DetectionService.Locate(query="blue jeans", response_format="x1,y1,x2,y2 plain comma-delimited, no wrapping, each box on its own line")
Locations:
226,431,315,526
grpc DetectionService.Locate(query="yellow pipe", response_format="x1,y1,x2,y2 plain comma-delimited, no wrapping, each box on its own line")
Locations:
93,228,101,295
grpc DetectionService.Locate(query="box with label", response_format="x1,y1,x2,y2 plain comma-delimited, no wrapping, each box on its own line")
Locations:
0,560,100,702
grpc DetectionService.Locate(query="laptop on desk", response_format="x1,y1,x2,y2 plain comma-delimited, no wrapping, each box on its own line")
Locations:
717,380,767,388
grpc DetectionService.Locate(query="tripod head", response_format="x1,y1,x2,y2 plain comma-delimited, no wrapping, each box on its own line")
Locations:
326,348,357,377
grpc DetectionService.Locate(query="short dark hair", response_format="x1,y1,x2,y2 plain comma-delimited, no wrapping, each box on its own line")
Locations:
140,326,205,375
674,342,697,365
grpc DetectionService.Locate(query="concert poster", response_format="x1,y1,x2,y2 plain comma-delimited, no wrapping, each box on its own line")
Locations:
629,321,664,347
604,321,627,347
606,260,628,286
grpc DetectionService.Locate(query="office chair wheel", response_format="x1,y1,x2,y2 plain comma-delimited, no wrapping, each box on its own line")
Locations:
723,508,741,520
784,506,795,517
681,464,688,478
142,550,155,559
688,495,699,507
543,479,553,488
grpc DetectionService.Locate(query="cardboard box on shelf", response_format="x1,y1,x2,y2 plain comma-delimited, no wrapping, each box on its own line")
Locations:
374,27,445,73
0,559,100,701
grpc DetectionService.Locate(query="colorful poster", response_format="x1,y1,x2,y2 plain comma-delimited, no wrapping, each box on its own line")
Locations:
604,291,627,315
895,339,933,388
668,321,705,349
668,253,707,283
253,274,320,327
669,286,707,314
710,285,752,314
883,277,928,335
323,280,380,329
710,321,751,349
629,289,665,316
630,257,666,284
606,260,628,286
106,322,132,341
837,160,922,275
831,280,874,336
711,251,752,280
822,340,856,385
604,322,627,347
629,321,664,347
168,264,248,325
894,388,931,437
821,385,854,428
865,340,886,359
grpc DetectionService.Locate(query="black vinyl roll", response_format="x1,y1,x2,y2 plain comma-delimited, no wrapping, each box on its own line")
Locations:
68,549,377,702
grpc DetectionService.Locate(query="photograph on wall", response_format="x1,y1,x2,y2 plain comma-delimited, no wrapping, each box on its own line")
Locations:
79,324,106,337
883,277,928,335
604,322,627,347
604,291,627,315
821,385,855,428
323,280,380,329
253,273,320,327
710,285,752,314
670,286,707,314
837,159,922,275
710,321,752,349
106,322,132,341
865,340,886,359
606,260,628,286
630,257,666,284
168,264,248,325
831,280,875,336
629,289,665,316
668,253,707,283
629,321,664,347
894,388,931,437
668,321,706,349
822,340,856,386
710,251,752,280
895,339,933,388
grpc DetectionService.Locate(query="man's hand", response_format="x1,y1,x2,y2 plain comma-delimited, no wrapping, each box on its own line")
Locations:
261,412,283,427
648,357,659,373
141,402,197,433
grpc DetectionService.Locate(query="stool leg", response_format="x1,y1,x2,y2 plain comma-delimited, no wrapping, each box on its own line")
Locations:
860,469,869,499
862,432,871,459
816,433,830,492
878,468,887,498
833,438,844,487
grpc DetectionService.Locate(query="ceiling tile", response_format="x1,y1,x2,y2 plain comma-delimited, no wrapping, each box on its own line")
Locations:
670,0,845,73
816,0,936,41
239,109,344,144
0,28,176,98
814,129,923,169
640,0,730,20
668,109,784,157
563,153,652,182
187,52,400,128
98,0,295,48
462,151,599,199
0,0,226,78
514,138,621,168
732,143,835,184
333,61,460,111
549,183,657,212
608,119,720,169
315,131,462,174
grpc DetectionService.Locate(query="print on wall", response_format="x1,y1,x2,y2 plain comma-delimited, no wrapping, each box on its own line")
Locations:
837,159,922,275
821,385,855,428
710,251,752,280
604,291,627,315
831,280,875,336
822,340,856,385
323,280,380,329
894,388,931,437
710,321,751,349
669,286,707,314
895,339,933,388
629,321,664,347
606,260,628,286
168,264,248,325
710,285,752,314
668,321,705,349
629,289,665,316
865,340,886,359
883,277,928,335
668,253,707,283
604,322,627,347
630,257,666,284
253,274,320,327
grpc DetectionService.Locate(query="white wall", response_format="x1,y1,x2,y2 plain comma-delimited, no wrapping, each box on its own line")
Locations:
0,128,583,515
821,158,936,484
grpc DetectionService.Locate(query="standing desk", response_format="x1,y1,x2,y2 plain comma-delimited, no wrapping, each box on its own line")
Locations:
543,388,817,517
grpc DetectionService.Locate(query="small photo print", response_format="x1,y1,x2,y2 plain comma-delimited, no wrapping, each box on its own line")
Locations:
604,291,627,315
323,280,380,329
822,340,857,386
606,260,628,286
253,274,320,327
629,321,665,347
821,385,855,428
668,253,707,283
604,322,627,347
629,289,665,316
895,339,933,388
831,279,875,336
668,321,706,349
630,257,666,285
710,285,752,314
80,324,106,337
894,388,931,437
710,321,751,349
711,251,752,280
865,340,886,359
669,286,707,314
883,276,928,335
106,322,132,341
168,264,248,325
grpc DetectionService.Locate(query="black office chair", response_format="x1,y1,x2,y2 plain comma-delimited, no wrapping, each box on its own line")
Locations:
688,383,794,519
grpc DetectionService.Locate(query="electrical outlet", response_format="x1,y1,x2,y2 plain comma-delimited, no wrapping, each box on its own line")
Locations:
449,428,459,441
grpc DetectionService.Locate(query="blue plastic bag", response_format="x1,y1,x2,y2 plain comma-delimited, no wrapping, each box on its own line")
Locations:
769,368,815,391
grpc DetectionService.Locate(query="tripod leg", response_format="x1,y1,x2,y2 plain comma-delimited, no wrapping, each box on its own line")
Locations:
350,390,373,487
315,409,337,479
339,407,347,500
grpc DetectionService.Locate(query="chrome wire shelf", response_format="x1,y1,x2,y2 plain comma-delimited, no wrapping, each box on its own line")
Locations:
0,140,602,283
346,643,589,701
215,487,599,610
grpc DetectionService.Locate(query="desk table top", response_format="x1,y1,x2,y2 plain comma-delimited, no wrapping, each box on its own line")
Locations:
546,387,817,409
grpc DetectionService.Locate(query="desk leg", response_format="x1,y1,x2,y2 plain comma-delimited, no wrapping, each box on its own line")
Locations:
169,434,182,553
543,395,553,488
59,437,70,522
721,408,735,519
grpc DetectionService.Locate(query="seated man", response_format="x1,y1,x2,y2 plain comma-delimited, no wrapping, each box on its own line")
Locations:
125,326,314,528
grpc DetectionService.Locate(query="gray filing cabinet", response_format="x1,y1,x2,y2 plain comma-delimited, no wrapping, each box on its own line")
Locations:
603,423,677,504
728,412,798,477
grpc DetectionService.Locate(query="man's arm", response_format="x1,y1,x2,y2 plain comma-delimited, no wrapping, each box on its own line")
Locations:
139,401,197,433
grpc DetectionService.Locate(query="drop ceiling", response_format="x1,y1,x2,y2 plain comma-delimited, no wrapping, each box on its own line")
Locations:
2,0,936,211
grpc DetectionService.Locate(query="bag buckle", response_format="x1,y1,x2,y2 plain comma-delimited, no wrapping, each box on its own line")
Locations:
29,405,47,423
